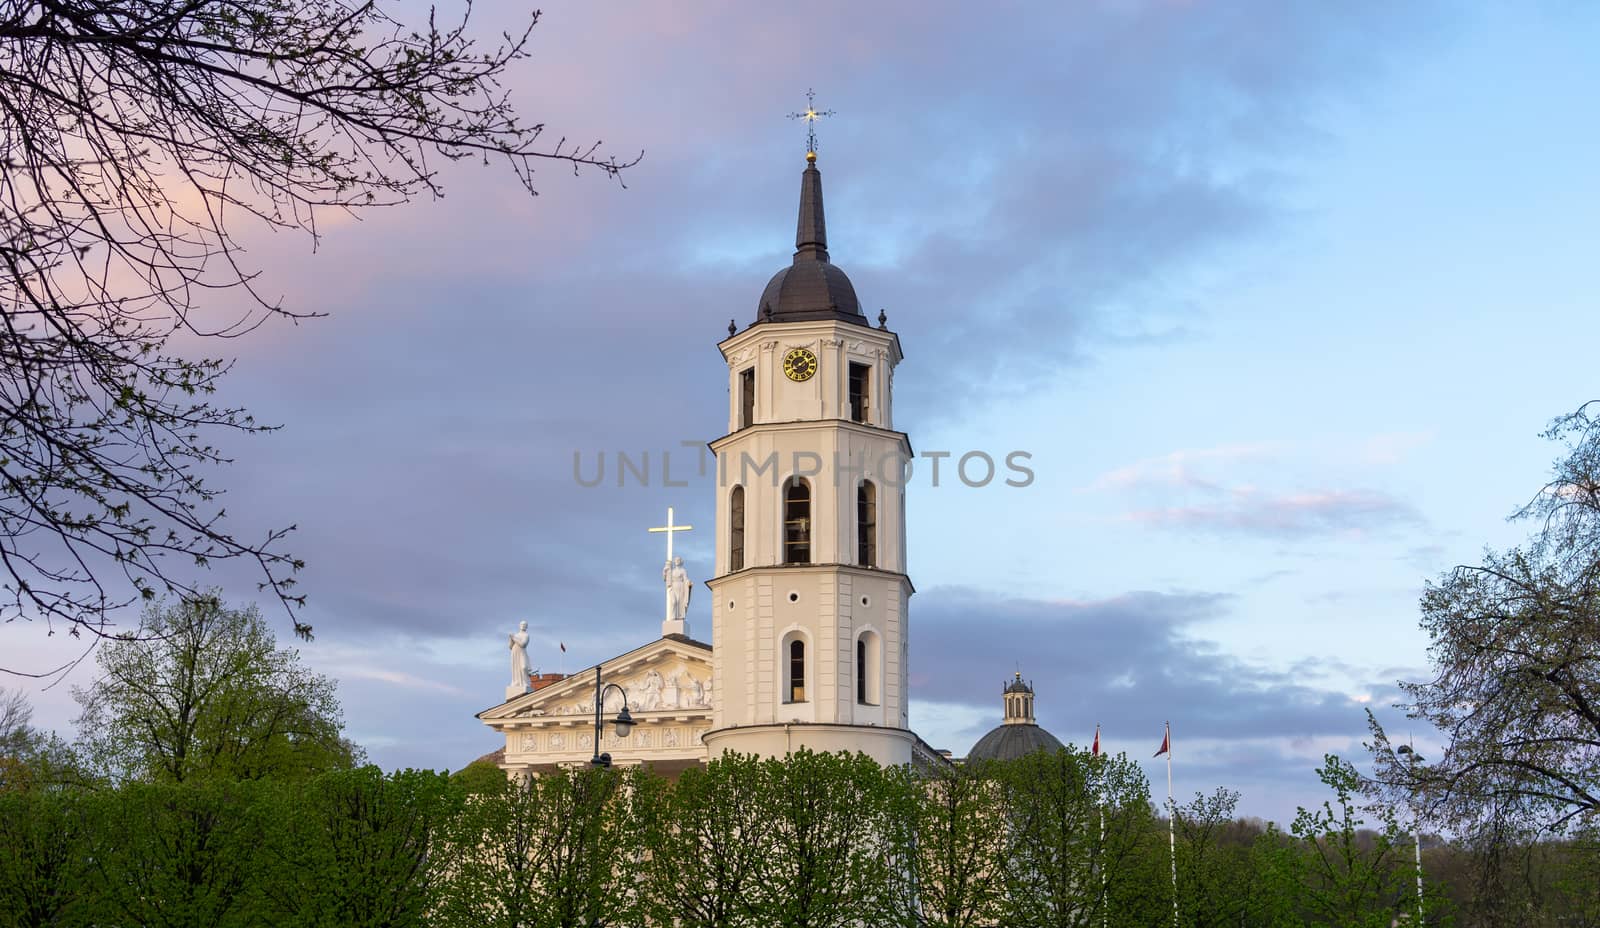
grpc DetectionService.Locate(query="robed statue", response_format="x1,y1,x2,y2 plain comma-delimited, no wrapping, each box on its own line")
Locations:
664,556,691,622
508,620,531,690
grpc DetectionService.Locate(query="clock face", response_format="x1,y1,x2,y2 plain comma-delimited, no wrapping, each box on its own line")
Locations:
782,347,819,382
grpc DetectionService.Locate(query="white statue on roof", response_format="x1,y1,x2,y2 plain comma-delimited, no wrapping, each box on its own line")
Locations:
507,621,531,699
664,556,692,623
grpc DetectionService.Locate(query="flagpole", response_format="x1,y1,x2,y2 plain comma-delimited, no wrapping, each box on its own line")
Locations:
1100,804,1108,928
1096,724,1106,928
1167,721,1177,928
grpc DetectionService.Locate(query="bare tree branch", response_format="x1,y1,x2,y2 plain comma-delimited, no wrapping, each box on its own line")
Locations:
0,0,639,649
1368,404,1600,840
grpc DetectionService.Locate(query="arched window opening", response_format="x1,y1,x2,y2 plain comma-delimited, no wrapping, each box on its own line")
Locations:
739,367,756,429
856,631,880,705
857,639,868,704
729,486,746,572
848,362,871,423
787,638,806,703
856,481,877,568
784,478,811,564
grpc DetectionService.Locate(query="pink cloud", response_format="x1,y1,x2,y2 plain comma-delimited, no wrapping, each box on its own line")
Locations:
1091,441,1285,492
1125,488,1422,538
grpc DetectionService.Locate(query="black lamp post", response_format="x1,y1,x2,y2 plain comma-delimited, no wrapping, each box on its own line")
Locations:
590,665,634,768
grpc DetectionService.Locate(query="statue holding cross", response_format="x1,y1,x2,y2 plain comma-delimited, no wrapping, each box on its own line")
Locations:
649,507,694,636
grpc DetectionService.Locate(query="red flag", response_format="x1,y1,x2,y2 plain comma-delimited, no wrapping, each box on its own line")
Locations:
560,642,567,653
1092,724,1101,758
1155,723,1170,758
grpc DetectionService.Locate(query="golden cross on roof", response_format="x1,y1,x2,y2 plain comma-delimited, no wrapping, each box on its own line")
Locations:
787,88,835,157
647,506,694,563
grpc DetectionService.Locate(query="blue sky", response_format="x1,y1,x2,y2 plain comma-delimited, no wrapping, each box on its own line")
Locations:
5,1,1598,824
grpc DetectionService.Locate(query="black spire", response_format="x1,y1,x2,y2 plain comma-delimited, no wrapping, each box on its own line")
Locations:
795,152,828,260
753,152,865,326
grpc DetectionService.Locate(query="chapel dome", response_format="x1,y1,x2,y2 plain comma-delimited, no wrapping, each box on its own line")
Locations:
965,672,1066,763
967,722,1066,763
754,153,869,327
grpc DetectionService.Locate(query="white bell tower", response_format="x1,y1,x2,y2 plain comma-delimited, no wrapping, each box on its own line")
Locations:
703,150,915,766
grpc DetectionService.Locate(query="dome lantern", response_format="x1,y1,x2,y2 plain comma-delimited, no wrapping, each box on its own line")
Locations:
966,669,1065,762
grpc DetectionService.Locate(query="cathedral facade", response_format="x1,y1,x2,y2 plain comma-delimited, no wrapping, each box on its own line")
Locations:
477,149,945,774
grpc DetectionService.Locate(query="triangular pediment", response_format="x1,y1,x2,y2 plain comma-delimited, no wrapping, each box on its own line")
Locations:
479,635,713,724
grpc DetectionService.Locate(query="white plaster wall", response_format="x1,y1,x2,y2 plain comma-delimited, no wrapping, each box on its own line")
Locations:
707,567,911,733
719,320,901,432
713,423,908,573
706,318,914,763
703,723,914,767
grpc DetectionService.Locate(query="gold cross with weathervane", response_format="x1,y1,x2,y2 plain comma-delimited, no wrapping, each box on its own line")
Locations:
788,88,835,156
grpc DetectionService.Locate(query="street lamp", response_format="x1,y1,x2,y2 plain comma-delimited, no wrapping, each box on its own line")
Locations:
1397,743,1426,924
590,665,634,768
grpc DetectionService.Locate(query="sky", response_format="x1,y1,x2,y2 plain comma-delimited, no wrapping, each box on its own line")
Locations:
5,0,1600,825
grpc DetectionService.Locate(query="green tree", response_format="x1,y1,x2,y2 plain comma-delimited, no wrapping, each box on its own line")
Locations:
1244,821,1314,928
450,757,512,796
1281,754,1436,928
638,753,769,928
73,595,359,784
744,749,904,928
0,0,635,648
1546,825,1600,926
887,758,1010,928
78,779,269,928
997,748,1160,928
0,688,83,792
1172,788,1280,928
436,764,649,928
0,788,93,927
258,767,460,928
1371,404,1600,839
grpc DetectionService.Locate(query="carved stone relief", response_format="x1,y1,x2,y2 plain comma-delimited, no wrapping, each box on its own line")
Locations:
638,670,664,710
510,664,712,725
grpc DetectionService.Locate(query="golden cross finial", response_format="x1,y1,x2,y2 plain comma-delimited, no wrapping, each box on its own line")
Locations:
647,506,694,563
787,88,835,157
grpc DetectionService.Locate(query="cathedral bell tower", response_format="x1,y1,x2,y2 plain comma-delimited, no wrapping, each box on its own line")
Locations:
703,150,915,766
